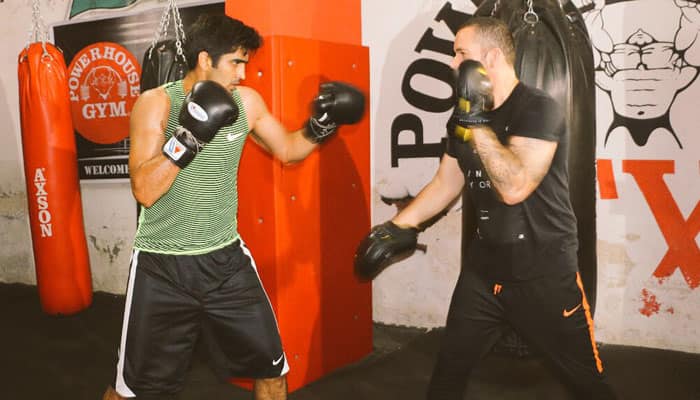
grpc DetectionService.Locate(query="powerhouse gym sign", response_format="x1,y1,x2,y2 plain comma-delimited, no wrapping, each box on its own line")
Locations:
53,1,225,180
68,42,141,146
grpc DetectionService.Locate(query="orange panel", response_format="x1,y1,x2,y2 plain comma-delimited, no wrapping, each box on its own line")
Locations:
236,36,371,392
236,45,280,307
225,0,361,45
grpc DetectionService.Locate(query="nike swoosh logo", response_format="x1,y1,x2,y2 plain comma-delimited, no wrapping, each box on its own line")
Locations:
272,354,284,366
226,131,246,142
563,303,582,318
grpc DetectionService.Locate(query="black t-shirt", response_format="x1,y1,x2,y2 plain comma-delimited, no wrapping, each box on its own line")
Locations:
446,82,578,280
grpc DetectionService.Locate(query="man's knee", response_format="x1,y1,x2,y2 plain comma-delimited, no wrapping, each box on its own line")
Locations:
254,376,287,400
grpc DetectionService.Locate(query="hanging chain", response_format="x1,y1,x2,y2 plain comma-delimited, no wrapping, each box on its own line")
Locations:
154,2,172,41
28,0,50,55
491,0,502,17
148,0,186,58
523,0,539,25
171,0,185,57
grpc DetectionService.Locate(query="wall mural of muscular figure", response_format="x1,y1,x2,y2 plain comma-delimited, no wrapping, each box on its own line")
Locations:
573,0,699,148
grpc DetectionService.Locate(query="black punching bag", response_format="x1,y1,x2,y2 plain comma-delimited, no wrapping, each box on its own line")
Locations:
472,0,597,356
140,1,188,91
140,39,188,92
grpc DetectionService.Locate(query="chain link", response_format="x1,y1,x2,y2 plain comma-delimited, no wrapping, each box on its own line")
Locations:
523,0,539,25
491,0,502,17
148,0,186,59
28,0,49,55
172,0,185,57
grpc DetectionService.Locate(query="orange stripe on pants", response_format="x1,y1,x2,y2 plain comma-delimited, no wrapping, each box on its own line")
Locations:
576,272,604,373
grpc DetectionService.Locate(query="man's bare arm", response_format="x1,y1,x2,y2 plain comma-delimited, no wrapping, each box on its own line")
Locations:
393,155,466,228
239,86,317,163
128,89,180,208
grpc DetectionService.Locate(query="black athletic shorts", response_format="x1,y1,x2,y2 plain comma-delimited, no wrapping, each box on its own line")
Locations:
114,239,288,398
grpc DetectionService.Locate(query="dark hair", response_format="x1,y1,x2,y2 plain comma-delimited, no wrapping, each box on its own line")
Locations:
184,14,262,70
459,17,515,65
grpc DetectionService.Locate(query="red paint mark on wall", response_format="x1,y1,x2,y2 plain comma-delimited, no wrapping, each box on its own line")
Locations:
597,159,618,199
639,288,661,317
623,160,700,289
666,307,675,314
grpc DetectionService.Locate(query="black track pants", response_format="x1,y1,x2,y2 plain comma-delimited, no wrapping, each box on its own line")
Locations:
427,266,616,400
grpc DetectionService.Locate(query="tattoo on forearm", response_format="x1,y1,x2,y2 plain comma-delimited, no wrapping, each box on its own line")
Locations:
474,131,524,193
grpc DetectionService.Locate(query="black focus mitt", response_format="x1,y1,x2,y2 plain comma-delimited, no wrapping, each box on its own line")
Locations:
354,221,418,281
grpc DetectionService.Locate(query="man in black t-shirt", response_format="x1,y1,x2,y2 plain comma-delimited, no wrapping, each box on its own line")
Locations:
355,17,617,399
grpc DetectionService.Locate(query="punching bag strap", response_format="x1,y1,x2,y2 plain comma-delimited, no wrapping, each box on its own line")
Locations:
148,0,186,62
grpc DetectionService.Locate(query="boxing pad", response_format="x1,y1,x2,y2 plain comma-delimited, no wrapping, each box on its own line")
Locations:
354,221,418,281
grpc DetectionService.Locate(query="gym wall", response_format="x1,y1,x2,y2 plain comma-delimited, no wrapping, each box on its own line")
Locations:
0,0,697,353
364,0,700,353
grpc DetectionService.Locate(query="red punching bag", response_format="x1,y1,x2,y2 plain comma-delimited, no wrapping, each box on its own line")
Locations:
18,36,93,315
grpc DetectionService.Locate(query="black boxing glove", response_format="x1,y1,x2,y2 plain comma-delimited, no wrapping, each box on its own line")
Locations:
354,221,418,281
304,81,365,143
163,80,239,168
448,59,493,141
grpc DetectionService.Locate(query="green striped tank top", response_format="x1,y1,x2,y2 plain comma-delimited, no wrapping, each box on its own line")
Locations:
133,80,249,255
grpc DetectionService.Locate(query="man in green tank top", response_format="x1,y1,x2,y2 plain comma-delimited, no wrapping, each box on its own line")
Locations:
103,14,364,400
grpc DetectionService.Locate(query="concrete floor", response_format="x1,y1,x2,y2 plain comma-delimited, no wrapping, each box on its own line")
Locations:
2,283,699,399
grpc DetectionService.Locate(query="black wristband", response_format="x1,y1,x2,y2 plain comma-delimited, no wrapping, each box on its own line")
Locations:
162,135,195,169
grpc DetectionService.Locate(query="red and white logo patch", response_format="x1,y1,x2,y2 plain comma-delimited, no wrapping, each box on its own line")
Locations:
163,137,186,160
67,42,141,144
